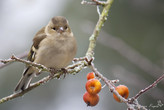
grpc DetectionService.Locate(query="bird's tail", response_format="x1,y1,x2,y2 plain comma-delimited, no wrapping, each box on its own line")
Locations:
15,67,34,92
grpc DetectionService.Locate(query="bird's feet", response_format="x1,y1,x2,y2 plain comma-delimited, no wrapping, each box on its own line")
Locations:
49,67,56,78
61,68,68,78
49,67,68,79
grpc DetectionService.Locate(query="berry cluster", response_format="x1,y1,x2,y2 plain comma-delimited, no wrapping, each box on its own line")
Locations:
83,72,101,106
83,72,130,106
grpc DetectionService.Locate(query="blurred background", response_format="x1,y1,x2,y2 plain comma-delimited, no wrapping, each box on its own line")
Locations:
0,0,164,110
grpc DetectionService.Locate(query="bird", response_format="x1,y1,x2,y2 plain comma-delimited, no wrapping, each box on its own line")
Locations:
15,16,77,92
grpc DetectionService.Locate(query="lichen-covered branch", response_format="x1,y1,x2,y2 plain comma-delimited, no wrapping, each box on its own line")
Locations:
85,0,113,59
0,56,88,104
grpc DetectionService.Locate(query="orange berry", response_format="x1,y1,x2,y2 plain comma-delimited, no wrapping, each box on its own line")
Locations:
86,79,101,95
113,85,129,102
83,92,99,106
87,72,95,80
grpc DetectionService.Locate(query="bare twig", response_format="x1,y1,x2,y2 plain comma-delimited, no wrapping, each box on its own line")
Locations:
92,0,107,5
1,55,48,71
109,79,119,84
0,51,28,69
81,0,107,6
73,57,86,62
134,73,164,100
126,74,164,109
97,6,101,17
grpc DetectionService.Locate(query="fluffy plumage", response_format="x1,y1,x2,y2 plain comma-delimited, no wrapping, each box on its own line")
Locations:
15,16,77,92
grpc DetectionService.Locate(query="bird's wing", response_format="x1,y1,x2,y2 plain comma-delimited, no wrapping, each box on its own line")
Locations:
27,27,47,62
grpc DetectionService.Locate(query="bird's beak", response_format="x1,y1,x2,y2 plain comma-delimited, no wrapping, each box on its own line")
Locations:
58,27,64,34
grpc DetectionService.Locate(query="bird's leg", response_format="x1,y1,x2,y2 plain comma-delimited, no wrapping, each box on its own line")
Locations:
49,67,56,77
61,68,68,78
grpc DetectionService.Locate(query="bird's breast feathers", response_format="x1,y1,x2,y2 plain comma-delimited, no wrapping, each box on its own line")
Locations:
33,34,76,69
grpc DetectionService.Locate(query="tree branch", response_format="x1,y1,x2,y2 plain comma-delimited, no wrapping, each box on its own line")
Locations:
0,51,28,69
1,55,48,71
133,73,164,100
0,56,88,104
85,0,113,59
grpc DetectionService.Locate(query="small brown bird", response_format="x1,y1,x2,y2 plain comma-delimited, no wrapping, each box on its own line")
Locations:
15,16,77,92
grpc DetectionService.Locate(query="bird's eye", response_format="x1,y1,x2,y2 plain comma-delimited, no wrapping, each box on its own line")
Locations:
64,26,67,29
52,27,56,30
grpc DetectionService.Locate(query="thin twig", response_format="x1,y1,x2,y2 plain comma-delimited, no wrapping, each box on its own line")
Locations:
73,57,86,62
92,0,107,5
97,6,101,17
81,0,107,6
110,79,119,84
0,73,59,104
134,73,164,100
0,51,28,69
126,74,164,109
1,55,48,71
